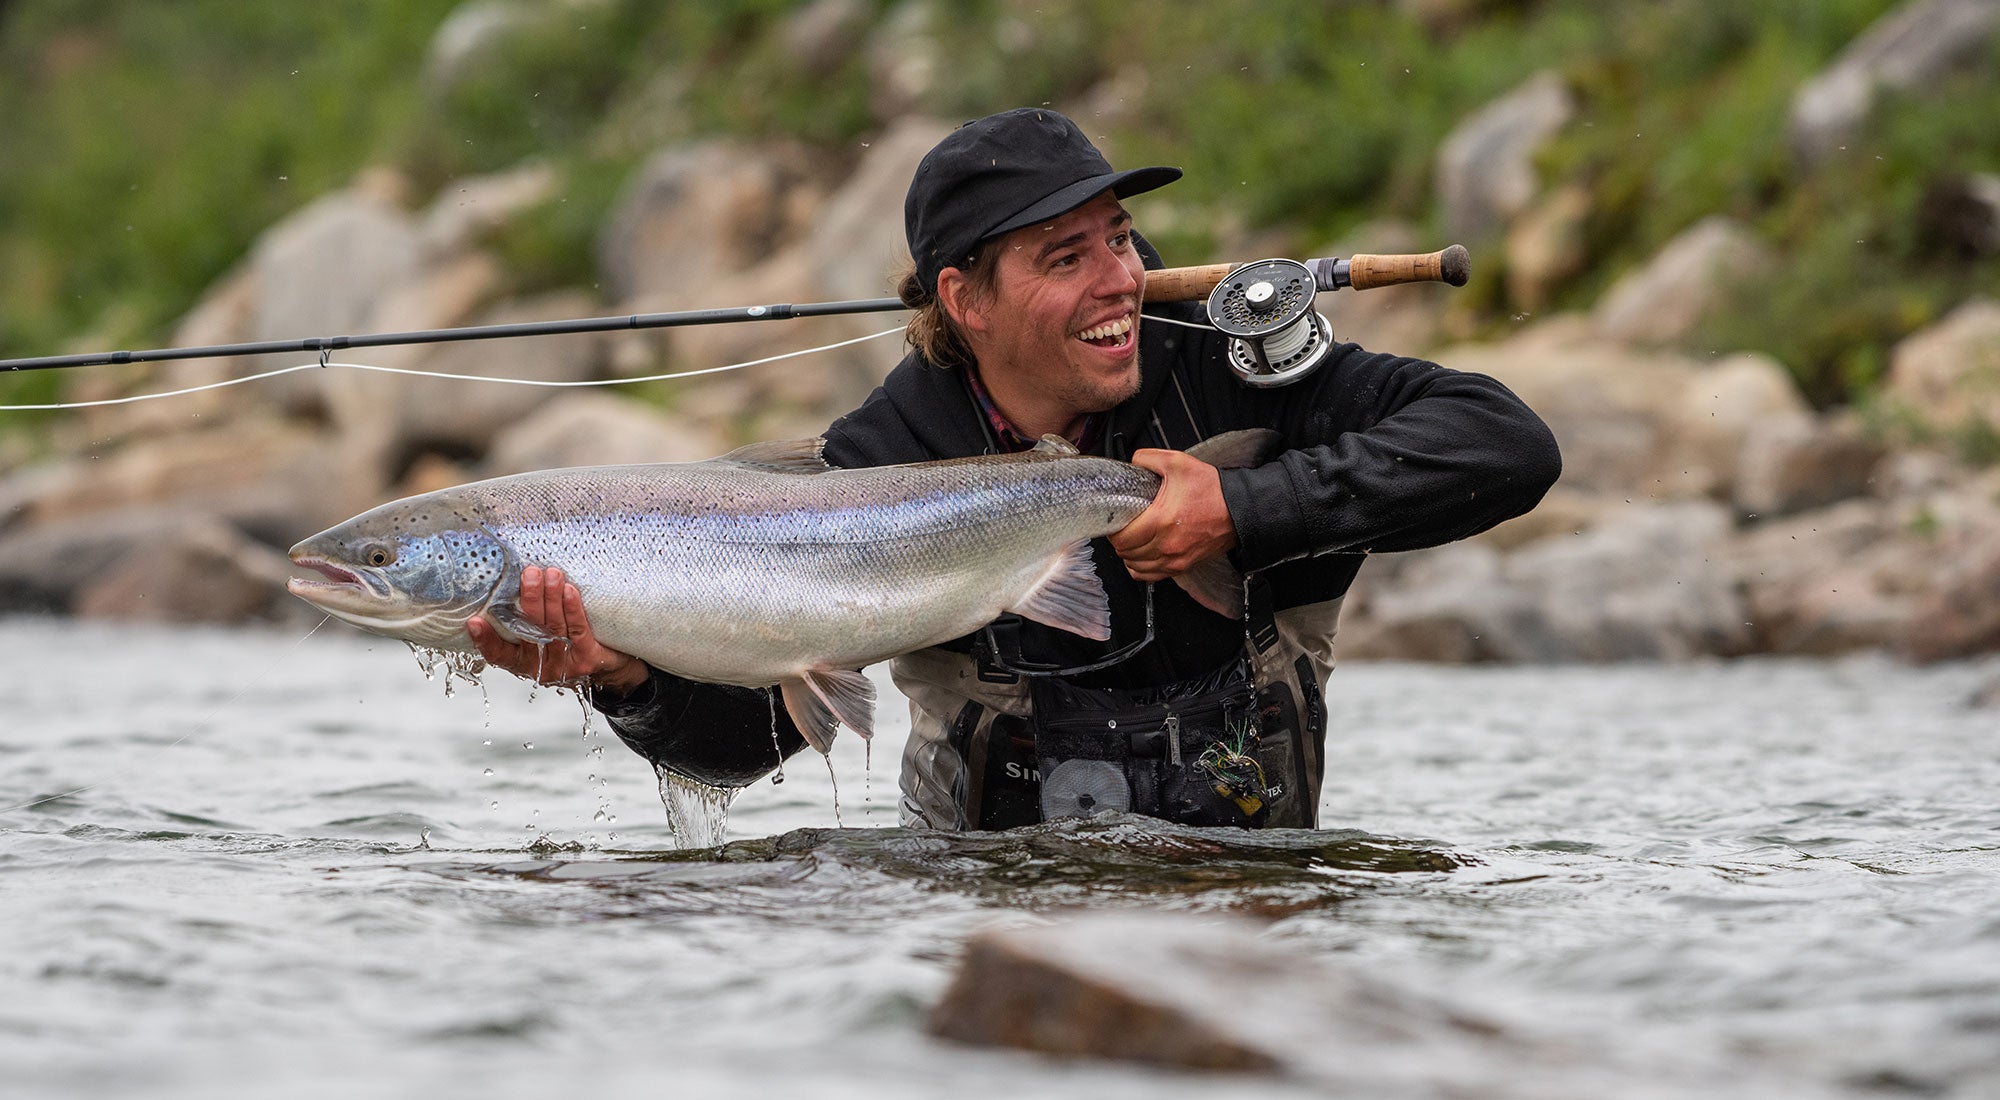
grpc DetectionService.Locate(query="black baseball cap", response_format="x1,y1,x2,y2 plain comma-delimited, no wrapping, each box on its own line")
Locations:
905,108,1182,296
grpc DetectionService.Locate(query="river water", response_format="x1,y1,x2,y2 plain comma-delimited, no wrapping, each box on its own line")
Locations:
4,616,1998,1098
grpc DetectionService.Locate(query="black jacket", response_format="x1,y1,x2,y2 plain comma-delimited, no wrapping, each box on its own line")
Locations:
599,297,1561,785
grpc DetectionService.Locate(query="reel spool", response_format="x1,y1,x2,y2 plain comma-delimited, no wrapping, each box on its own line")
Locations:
1205,258,1335,388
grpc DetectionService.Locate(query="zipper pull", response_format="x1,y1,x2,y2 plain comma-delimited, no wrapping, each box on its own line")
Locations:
1165,713,1181,766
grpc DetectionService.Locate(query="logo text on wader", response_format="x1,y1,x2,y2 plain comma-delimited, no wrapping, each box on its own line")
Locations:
1004,762,1040,782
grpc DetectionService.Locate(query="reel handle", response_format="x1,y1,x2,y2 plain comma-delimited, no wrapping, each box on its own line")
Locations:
1142,245,1469,301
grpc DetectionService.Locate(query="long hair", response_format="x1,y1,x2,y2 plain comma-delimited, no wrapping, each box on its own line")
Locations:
896,238,1002,370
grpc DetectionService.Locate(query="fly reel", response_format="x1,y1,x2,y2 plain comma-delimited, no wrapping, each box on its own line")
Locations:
1205,258,1335,388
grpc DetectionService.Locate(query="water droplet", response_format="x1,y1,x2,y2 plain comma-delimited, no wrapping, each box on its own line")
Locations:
482,768,494,777
522,741,534,750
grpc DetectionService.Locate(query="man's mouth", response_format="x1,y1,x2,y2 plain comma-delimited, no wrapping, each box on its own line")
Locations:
1074,314,1133,349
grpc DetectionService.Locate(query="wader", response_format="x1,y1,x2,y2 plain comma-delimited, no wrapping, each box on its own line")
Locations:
892,589,1340,831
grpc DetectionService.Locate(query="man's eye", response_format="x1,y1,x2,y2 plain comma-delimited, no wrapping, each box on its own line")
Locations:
1110,231,1131,249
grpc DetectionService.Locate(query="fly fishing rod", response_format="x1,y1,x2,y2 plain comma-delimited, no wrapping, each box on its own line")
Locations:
0,245,1468,384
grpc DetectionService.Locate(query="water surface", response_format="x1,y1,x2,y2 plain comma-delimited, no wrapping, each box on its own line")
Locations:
4,618,1997,1097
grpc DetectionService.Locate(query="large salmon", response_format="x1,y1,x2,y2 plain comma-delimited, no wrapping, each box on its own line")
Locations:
287,432,1276,751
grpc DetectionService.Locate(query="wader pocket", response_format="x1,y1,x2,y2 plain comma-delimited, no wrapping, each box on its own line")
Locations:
1032,660,1274,828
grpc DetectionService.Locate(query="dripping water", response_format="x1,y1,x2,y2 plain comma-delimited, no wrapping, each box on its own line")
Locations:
654,765,735,849
765,687,786,785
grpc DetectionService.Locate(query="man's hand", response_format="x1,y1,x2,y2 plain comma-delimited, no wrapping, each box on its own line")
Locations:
467,566,650,695
1110,448,1238,583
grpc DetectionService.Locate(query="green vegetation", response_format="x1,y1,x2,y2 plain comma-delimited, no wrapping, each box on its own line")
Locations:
3,0,1996,427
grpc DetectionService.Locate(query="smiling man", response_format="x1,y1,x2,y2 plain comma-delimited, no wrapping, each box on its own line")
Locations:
470,107,1562,831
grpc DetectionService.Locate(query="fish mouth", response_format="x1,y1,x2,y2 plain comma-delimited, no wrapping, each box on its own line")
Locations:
287,554,370,596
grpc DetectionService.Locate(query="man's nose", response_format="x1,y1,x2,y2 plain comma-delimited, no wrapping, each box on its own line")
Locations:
1091,247,1141,298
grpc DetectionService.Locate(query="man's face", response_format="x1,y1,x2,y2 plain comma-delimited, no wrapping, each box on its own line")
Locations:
969,191,1147,418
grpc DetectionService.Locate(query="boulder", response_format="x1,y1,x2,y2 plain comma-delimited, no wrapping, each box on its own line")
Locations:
1345,500,1752,662
418,160,561,258
1430,328,1702,495
780,0,870,76
0,508,214,613
1733,410,1887,518
1789,0,2000,165
424,0,534,93
334,288,609,479
928,913,1503,1080
1592,216,1772,347
1504,184,1593,313
1655,352,1810,501
1435,71,1574,242
597,140,821,306
73,519,305,626
1903,528,2000,662
1885,298,2000,435
867,1,941,120
482,392,731,475
245,180,425,415
1733,499,1928,655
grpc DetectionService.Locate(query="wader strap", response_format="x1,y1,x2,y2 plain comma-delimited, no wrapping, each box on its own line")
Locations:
1245,573,1279,654
976,583,1157,679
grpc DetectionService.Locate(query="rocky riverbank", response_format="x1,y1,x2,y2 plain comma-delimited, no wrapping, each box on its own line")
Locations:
2,0,1996,666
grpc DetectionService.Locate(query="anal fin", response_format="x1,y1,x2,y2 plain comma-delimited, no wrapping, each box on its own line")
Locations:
1008,540,1111,641
1173,555,1246,619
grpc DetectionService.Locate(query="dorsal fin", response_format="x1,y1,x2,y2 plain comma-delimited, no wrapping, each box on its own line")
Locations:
712,438,833,474
1031,434,1081,456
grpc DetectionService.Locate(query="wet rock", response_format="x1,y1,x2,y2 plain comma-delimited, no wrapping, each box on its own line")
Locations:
1593,216,1772,347
598,140,821,306
1435,70,1574,242
1734,410,1887,518
1789,0,2000,166
1885,298,2000,436
928,913,1501,1077
482,393,730,475
73,519,304,626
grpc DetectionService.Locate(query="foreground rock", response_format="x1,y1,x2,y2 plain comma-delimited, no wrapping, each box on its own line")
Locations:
930,912,1740,1097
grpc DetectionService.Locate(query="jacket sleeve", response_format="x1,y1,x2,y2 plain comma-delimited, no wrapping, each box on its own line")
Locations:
595,669,806,788
1215,344,1561,571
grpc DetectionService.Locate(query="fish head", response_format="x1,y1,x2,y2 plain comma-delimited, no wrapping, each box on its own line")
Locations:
287,496,510,650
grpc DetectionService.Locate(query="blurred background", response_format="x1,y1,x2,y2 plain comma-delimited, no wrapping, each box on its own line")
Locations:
2,0,1998,665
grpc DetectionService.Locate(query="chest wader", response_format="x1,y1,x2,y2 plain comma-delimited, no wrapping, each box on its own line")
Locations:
888,578,1339,831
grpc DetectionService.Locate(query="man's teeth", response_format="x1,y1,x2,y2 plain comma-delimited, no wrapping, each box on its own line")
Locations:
1076,316,1132,342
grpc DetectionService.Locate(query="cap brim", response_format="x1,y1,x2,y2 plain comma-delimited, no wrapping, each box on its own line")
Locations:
984,165,1182,241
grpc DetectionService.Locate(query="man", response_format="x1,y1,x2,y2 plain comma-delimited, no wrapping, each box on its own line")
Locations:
469,108,1560,830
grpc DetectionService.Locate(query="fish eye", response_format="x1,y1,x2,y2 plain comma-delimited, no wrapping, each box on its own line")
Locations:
366,545,396,567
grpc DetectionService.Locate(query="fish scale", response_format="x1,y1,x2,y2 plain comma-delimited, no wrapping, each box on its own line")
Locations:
288,432,1275,751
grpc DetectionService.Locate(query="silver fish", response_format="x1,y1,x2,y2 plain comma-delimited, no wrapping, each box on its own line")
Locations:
287,431,1277,751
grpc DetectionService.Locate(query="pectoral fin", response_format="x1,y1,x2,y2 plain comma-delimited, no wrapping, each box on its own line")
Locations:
485,601,560,645
1007,539,1111,641
779,667,877,753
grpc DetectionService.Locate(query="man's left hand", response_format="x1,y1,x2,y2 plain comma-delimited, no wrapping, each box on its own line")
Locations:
1110,448,1237,582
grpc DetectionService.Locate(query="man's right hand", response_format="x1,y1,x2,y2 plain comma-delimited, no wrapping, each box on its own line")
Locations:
467,565,650,696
